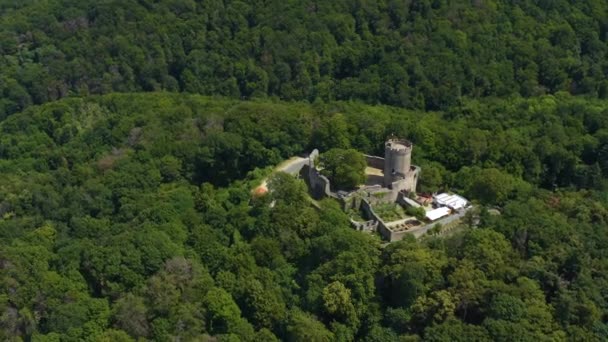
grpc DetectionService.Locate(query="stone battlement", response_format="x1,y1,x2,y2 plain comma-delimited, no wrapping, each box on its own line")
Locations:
385,139,412,151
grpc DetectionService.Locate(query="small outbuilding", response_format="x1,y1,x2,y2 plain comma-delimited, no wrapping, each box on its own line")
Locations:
425,207,451,221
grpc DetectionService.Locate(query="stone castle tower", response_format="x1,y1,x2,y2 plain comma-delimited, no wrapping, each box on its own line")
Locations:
383,138,416,190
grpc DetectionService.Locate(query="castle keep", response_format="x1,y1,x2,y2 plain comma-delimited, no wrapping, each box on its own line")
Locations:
382,139,420,198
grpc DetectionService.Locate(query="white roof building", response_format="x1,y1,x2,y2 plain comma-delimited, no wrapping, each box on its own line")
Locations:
425,207,450,221
434,193,468,210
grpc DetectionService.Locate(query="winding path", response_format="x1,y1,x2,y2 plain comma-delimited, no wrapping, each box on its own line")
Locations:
255,156,309,191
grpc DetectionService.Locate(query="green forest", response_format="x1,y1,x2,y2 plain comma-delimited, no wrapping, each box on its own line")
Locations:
1,0,608,118
1,0,608,341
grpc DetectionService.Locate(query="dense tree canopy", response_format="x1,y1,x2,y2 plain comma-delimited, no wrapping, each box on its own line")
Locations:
1,0,608,340
319,148,367,191
0,93,608,340
0,0,607,120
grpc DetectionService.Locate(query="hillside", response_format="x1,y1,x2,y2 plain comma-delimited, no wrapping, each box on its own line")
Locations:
3,0,608,340
0,0,607,119
2,93,608,340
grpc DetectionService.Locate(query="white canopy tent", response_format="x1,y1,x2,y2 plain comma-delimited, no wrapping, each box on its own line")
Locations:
433,193,468,210
425,207,450,221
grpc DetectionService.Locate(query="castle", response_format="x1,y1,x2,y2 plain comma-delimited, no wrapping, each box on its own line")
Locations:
299,138,428,241
262,136,469,241
301,138,419,201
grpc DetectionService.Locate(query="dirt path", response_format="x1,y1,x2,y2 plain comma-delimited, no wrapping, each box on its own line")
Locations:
255,156,309,193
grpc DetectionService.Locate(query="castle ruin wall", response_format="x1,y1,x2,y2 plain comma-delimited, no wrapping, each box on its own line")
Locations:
364,155,385,170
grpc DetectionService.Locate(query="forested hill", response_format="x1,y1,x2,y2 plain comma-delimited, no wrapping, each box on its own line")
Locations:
1,0,608,119
3,93,608,340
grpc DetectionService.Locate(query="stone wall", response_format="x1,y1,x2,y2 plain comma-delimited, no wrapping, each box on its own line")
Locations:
300,164,333,200
309,149,320,167
396,192,406,207
359,198,373,220
350,218,378,233
391,166,420,197
359,199,393,240
349,193,436,242
299,149,336,200
363,187,393,205
364,154,385,169
380,217,426,242
384,222,415,241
